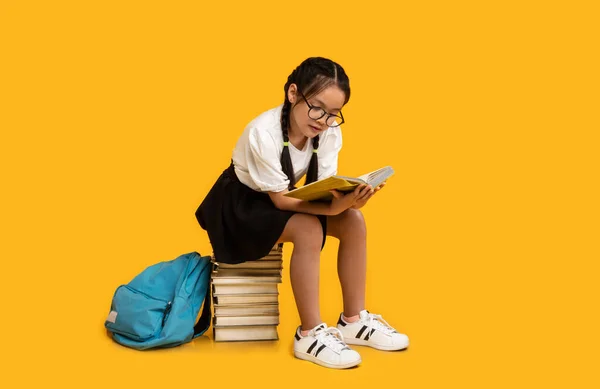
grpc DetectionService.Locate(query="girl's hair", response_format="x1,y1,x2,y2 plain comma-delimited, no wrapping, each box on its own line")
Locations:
280,57,350,190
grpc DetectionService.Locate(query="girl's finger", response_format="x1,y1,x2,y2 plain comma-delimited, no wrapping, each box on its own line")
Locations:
358,191,374,204
353,184,366,196
374,182,386,193
359,185,372,198
330,190,344,199
356,184,368,198
357,185,374,201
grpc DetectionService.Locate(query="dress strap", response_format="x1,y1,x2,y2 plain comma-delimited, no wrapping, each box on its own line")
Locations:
224,159,240,182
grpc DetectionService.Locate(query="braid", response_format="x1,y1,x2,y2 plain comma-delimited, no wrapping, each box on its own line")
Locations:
280,98,296,189
305,135,319,185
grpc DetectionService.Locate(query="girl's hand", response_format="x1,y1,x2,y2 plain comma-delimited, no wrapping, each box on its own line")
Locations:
352,181,386,210
329,184,367,215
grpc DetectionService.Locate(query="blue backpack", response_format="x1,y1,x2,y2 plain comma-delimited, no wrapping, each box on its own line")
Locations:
104,252,213,350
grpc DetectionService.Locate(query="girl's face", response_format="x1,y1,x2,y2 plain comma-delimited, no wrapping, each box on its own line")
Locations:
288,83,346,139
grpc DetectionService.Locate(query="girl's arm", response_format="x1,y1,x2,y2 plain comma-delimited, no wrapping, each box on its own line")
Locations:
268,184,370,216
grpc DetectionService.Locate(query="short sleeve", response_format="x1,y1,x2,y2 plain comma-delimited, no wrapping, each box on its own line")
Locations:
317,127,343,180
246,127,290,192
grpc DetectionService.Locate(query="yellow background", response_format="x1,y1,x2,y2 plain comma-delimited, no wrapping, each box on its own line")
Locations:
1,1,598,387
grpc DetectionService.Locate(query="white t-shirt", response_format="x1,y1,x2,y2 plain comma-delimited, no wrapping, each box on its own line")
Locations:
232,104,343,192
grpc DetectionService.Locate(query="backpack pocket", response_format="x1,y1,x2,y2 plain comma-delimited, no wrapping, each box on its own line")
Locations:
105,285,172,342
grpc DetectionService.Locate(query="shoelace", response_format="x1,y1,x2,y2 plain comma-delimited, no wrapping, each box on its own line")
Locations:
314,327,348,353
365,313,396,336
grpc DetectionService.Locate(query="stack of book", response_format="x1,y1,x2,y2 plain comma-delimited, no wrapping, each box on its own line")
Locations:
211,244,283,342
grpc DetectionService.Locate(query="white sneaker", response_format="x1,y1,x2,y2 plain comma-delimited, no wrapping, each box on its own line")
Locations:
293,323,362,369
337,310,409,351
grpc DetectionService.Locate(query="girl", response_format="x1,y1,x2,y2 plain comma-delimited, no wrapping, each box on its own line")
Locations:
196,57,409,369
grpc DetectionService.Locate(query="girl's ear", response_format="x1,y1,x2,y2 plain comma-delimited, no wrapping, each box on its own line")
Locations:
287,83,298,104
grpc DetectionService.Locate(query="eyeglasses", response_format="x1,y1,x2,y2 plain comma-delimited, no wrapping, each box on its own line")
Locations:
299,91,345,127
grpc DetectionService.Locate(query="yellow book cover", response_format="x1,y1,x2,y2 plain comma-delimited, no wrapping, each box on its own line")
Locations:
284,166,395,201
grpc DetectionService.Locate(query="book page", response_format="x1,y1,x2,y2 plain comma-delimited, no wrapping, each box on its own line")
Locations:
284,176,360,201
357,166,387,182
359,166,394,188
332,175,366,185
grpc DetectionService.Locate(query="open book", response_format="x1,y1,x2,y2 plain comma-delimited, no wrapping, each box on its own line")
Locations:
284,166,394,201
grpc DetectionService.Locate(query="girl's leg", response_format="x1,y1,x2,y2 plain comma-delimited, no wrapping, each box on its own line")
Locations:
277,213,324,331
326,209,410,352
326,208,367,318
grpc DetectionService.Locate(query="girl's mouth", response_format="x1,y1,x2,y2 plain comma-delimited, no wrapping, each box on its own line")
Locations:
309,125,322,133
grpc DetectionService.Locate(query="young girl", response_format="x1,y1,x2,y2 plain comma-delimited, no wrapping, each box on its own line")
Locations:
196,57,409,369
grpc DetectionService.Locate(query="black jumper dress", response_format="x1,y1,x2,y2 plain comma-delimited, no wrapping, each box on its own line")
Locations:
195,162,327,264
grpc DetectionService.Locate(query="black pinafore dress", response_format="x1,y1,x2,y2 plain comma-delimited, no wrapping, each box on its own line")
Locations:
195,162,327,264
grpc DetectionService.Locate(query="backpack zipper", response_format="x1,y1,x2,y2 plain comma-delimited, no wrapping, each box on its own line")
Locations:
162,301,172,327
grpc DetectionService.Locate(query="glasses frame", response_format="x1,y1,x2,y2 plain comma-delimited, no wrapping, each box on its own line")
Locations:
299,91,345,127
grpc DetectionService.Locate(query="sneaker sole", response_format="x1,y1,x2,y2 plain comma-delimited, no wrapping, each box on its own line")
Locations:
294,351,361,369
344,338,409,351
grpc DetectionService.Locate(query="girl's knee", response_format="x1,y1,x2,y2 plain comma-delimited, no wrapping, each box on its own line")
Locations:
340,208,366,237
286,214,323,249
344,208,365,224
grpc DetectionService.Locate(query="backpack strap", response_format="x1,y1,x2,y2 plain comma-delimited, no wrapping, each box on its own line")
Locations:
192,273,212,337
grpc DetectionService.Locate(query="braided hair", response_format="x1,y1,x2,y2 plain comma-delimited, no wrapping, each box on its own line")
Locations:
280,57,351,190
